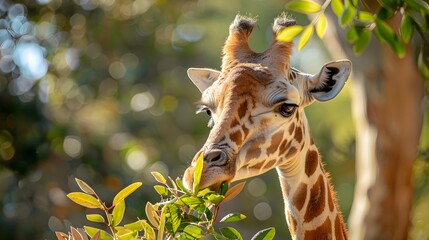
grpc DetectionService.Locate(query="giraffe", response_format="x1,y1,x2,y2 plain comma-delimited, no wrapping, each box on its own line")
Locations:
182,14,352,240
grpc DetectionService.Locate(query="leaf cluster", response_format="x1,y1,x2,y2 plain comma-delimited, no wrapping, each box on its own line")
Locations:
279,0,429,77
55,154,275,240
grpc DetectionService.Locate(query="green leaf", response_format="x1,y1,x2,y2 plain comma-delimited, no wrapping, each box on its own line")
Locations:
251,227,276,240
341,5,356,27
357,11,375,22
206,194,224,205
145,202,159,228
378,0,399,9
350,0,358,7
316,13,328,38
117,230,137,240
400,14,414,43
183,225,205,238
84,226,113,240
220,213,247,223
346,26,359,43
377,7,394,20
223,182,245,203
75,178,97,195
192,152,204,194
405,0,429,12
175,178,190,193
112,182,142,206
219,181,229,195
112,200,125,226
67,192,103,209
287,0,322,13
151,172,167,185
353,28,371,55
164,204,181,234
220,227,243,240
375,19,406,58
277,25,304,42
331,0,344,17
154,185,170,196
298,26,314,50
86,214,105,223
180,196,205,205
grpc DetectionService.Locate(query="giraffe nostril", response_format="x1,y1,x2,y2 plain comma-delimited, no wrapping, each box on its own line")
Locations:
204,149,227,166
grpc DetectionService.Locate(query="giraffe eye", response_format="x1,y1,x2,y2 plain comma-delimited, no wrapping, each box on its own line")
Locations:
278,103,297,117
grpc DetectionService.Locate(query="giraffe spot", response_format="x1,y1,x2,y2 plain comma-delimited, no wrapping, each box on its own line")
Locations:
230,130,243,146
246,147,261,161
294,126,303,143
230,117,240,129
237,100,248,118
305,150,319,177
285,146,297,159
287,211,298,236
292,182,307,211
303,216,332,240
249,161,264,170
263,159,276,170
279,140,291,156
288,123,295,135
335,216,345,240
267,131,284,155
304,174,326,223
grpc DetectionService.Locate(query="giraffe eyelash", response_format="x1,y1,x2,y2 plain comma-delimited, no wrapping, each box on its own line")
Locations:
196,105,214,128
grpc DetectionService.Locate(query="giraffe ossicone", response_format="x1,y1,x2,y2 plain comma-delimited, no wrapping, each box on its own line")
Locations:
182,14,351,240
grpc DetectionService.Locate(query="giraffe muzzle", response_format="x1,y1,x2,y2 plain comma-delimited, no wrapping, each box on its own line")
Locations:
204,149,227,166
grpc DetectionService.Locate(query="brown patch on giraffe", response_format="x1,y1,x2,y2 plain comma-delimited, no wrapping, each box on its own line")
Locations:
267,131,284,155
279,140,292,156
292,182,307,211
305,150,319,177
303,216,332,240
288,122,295,135
294,126,303,143
242,125,249,139
249,161,264,170
287,211,298,236
237,100,248,118
263,159,276,170
245,136,265,160
335,216,344,240
304,174,326,223
285,146,297,159
230,117,240,129
230,130,243,146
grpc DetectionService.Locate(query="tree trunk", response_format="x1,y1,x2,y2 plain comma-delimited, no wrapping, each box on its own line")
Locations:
322,12,425,240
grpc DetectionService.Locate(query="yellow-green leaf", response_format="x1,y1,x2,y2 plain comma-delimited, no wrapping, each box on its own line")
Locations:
112,182,142,206
157,208,166,240
112,200,125,226
298,26,314,50
316,13,328,38
331,0,344,17
341,5,356,27
183,225,205,238
154,185,170,196
357,11,375,22
145,202,159,228
223,182,245,203
151,172,167,185
67,192,103,209
75,178,96,195
86,214,105,223
220,213,247,223
117,229,137,240
91,231,101,240
192,152,204,194
287,0,322,13
84,226,113,240
400,14,413,43
252,227,276,240
353,28,371,55
277,25,304,42
375,19,406,58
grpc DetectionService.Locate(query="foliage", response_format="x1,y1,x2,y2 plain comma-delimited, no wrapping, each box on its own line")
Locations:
56,154,275,240
279,0,429,77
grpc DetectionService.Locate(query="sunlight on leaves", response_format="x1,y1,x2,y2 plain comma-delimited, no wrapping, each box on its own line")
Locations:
112,182,142,207
67,192,103,209
277,25,304,42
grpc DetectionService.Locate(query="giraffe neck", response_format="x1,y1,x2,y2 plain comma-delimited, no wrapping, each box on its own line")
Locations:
275,141,348,240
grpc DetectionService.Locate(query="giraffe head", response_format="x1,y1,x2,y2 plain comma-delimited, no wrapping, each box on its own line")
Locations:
183,14,351,191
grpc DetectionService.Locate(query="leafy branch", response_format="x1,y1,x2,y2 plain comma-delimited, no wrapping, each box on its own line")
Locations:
55,154,276,240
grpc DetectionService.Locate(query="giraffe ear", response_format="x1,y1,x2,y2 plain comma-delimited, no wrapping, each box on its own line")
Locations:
187,68,221,93
308,60,352,102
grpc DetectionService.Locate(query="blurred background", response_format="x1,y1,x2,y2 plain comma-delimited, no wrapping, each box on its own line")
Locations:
0,0,427,239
